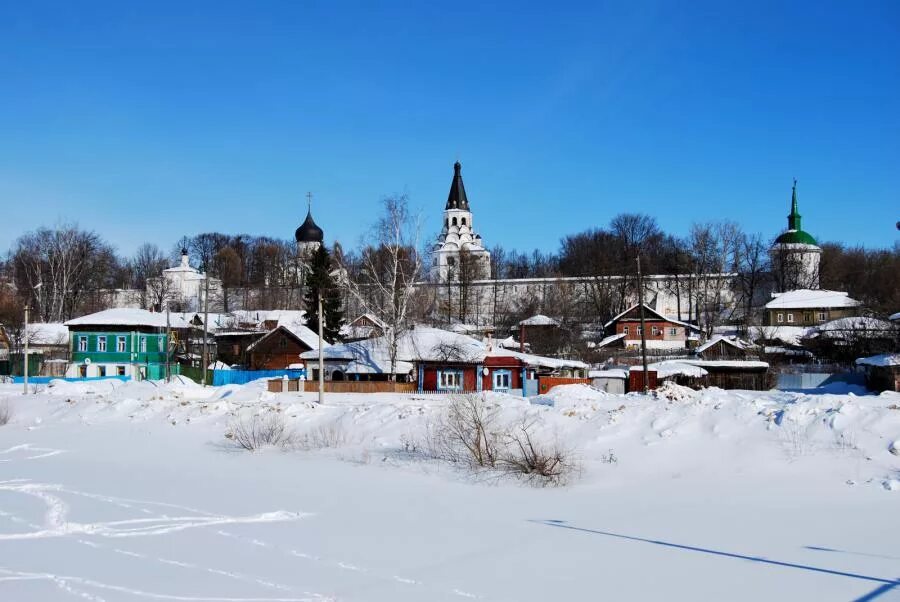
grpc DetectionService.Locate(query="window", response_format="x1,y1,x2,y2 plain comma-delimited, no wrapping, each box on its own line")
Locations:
804,312,812,323
818,311,826,322
279,336,287,349
777,313,784,323
461,217,467,226
158,337,165,352
669,328,678,336
97,365,106,377
493,370,511,391
97,336,107,352
116,336,126,352
787,313,794,323
622,325,629,335
438,369,464,390
651,326,659,336
116,365,126,376
79,365,87,378
140,337,147,353
78,336,87,352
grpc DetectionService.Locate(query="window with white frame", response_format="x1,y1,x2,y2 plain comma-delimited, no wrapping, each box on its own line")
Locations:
669,327,678,336
158,337,165,352
493,370,511,391
787,313,794,323
116,336,126,352
651,326,659,336
97,336,107,352
78,336,87,352
818,311,826,321
777,313,784,323
140,337,147,353
438,369,464,390
622,325,629,335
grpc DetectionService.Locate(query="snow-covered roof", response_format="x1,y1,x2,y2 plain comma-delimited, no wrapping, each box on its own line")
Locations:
603,304,700,331
589,369,628,379
518,314,559,327
765,289,861,310
681,359,769,370
855,353,900,368
28,323,68,346
497,335,520,350
748,325,810,346
632,361,708,378
486,348,588,370
246,325,328,353
696,335,753,354
595,333,626,348
65,308,189,329
808,317,895,339
301,326,485,373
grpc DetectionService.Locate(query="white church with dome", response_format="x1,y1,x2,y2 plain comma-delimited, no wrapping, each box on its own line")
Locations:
431,162,491,282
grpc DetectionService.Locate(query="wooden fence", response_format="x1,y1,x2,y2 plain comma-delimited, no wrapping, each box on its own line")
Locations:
301,381,418,394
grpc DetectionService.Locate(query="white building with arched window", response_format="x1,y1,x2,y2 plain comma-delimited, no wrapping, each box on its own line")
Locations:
431,161,491,282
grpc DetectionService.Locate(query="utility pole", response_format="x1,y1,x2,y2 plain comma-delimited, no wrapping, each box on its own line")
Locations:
636,255,650,393
165,304,171,383
23,304,29,394
317,290,324,405
201,265,210,386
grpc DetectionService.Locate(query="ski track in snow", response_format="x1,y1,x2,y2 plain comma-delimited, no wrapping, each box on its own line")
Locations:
0,445,487,601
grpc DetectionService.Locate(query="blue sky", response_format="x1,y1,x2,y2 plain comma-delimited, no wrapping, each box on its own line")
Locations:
1,1,897,257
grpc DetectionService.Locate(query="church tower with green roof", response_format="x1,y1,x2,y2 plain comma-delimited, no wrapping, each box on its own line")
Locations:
770,180,821,291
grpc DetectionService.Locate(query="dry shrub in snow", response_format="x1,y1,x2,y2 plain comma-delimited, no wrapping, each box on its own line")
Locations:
227,413,293,451
437,394,500,467
298,418,349,450
497,422,577,486
0,402,10,426
433,395,578,486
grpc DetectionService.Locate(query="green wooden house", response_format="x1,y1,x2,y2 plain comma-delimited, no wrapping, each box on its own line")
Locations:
64,308,184,380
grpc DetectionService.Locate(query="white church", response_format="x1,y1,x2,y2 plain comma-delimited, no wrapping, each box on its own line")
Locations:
431,162,492,282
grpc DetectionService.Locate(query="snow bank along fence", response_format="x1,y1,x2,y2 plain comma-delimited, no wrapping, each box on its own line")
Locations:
538,376,592,394
9,375,131,384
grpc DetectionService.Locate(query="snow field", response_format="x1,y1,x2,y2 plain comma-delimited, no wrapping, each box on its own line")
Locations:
0,379,898,601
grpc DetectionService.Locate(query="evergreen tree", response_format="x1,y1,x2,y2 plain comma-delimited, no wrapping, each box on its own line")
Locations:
304,245,344,342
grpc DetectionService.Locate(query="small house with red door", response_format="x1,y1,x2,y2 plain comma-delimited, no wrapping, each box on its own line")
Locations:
604,304,700,351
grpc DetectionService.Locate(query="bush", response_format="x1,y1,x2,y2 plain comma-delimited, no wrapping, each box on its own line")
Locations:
297,418,348,450
437,394,500,467
432,395,579,486
497,422,577,486
227,413,293,451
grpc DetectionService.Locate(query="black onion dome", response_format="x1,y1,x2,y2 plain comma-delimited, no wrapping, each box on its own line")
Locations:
295,210,324,243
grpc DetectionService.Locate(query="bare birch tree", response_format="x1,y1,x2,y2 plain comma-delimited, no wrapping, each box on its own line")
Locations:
342,195,423,380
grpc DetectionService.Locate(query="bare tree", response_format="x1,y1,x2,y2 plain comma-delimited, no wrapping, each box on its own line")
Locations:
131,243,168,309
12,224,118,322
342,195,424,380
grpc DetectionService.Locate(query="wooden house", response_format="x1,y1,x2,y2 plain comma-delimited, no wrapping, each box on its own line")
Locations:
604,304,700,351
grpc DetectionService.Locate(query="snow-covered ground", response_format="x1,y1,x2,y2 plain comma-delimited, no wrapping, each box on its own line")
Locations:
1,378,899,601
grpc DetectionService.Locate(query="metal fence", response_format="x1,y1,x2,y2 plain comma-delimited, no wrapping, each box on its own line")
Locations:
212,369,307,386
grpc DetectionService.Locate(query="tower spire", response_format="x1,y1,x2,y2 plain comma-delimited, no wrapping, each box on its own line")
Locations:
445,161,469,210
787,178,801,231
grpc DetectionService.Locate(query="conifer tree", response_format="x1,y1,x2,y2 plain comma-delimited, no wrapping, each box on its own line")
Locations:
304,245,344,342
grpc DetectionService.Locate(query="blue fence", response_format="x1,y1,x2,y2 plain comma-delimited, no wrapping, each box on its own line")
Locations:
9,375,132,385
211,369,306,386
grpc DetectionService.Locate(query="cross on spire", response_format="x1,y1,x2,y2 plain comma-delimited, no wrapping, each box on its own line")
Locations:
306,191,313,212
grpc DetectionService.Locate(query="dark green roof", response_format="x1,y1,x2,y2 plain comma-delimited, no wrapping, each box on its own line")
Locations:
774,229,818,245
